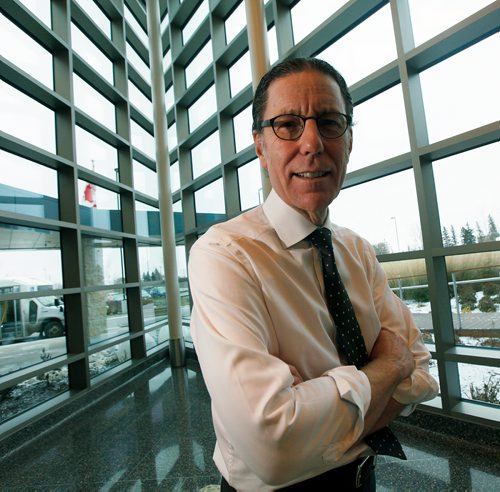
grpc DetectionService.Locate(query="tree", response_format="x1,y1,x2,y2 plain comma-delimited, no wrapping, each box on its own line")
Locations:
487,214,499,241
461,223,476,245
442,226,453,247
450,225,458,246
372,241,390,255
475,221,486,243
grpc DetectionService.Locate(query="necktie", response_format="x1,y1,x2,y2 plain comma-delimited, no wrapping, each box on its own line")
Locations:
308,227,407,460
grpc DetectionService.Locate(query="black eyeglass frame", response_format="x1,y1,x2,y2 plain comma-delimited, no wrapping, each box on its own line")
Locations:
253,112,351,140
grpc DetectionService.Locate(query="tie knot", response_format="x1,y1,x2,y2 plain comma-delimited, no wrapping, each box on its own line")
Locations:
308,227,333,255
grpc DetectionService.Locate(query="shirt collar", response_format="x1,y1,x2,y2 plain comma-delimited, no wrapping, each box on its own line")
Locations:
262,189,332,248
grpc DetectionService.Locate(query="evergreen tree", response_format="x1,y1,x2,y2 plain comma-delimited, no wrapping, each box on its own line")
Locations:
475,221,486,242
487,214,499,241
461,222,476,244
450,225,458,246
442,226,452,247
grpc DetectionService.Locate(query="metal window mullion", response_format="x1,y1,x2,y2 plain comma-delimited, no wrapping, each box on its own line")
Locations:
391,0,461,410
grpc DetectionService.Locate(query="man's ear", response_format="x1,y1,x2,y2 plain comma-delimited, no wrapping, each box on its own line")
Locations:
253,132,268,170
347,126,353,154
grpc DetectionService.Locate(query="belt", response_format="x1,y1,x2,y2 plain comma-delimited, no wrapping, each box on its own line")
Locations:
220,455,376,491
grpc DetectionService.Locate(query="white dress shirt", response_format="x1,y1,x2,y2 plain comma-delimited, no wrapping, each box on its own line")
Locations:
189,190,438,491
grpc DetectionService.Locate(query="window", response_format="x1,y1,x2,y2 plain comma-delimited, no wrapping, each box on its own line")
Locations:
75,126,118,180
238,158,262,210
331,170,422,253
229,51,251,97
348,85,409,170
233,105,253,154
194,179,226,227
188,85,217,132
0,13,53,89
0,150,58,220
0,81,56,153
185,41,213,87
191,131,221,178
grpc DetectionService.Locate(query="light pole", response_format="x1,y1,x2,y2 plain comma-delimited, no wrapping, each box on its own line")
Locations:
391,216,401,251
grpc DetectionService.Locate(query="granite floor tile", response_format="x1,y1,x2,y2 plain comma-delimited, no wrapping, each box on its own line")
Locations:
1,358,498,491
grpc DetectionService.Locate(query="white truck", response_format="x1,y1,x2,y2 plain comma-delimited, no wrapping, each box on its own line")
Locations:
0,279,65,342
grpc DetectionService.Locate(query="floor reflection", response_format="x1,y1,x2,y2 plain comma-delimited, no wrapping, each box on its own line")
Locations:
0,358,498,491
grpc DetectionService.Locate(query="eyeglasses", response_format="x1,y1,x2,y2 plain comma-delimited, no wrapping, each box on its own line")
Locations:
255,113,350,140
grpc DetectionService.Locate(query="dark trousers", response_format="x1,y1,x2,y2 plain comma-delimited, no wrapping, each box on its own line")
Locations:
220,456,376,491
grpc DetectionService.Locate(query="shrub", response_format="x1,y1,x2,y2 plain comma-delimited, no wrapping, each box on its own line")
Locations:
469,373,500,405
458,285,477,311
478,295,497,313
483,282,500,297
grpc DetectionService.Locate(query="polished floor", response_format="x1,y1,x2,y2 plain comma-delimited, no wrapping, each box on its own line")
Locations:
0,357,499,491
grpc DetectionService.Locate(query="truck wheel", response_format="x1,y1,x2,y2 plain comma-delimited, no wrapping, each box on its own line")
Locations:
43,320,64,338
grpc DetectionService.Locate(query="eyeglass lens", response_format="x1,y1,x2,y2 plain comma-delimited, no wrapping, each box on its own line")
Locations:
272,114,347,140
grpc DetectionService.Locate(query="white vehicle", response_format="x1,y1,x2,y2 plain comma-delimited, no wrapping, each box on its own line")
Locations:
0,279,65,342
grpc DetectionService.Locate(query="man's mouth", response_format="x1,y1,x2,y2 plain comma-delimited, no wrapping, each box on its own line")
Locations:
294,171,329,178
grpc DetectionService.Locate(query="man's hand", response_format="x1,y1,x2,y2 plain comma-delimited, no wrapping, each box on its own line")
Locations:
369,328,414,382
360,328,414,437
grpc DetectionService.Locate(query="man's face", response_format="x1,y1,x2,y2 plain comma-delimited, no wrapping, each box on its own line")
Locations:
253,70,353,224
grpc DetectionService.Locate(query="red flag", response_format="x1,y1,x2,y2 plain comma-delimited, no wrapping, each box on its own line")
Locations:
83,183,97,208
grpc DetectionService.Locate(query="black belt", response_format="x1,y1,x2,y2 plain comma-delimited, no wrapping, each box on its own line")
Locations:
220,455,376,491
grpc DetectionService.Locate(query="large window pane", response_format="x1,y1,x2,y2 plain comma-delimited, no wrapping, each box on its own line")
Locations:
233,105,253,153
167,122,178,150
124,5,148,48
291,0,347,44
136,201,160,237
130,120,155,159
330,170,422,252
0,223,63,349
446,252,500,349
348,85,409,170
82,236,124,287
188,85,216,132
225,1,245,45
19,0,51,27
128,80,153,121
133,160,158,199
191,131,221,178
74,0,111,38
126,41,151,83
170,161,181,193
185,41,213,87
318,5,397,85
408,0,494,47
71,23,113,85
229,51,251,97
89,341,131,378
182,0,209,45
0,13,53,89
75,126,118,181
0,364,69,424
194,179,226,227
381,258,432,341
0,81,55,154
173,199,183,234
420,35,500,144
73,74,116,132
434,143,500,247
0,150,58,220
459,362,499,406
238,158,263,211
78,180,122,231
0,223,62,288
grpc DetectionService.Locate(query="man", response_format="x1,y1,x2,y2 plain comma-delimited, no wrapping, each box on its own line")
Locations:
189,58,438,491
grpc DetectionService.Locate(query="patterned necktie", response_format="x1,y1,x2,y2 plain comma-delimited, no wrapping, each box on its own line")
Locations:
308,227,407,460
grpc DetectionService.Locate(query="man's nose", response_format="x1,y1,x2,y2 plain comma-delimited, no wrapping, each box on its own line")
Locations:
299,119,324,154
